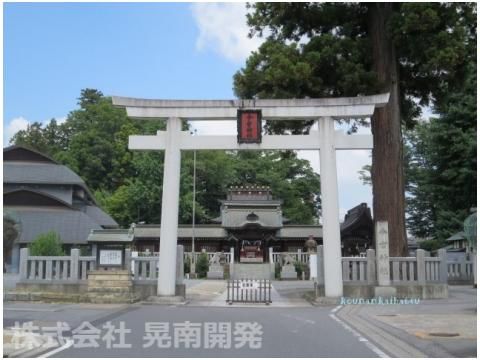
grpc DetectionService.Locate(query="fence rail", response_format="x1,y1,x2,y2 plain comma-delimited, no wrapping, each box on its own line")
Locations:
271,251,309,265
18,246,472,286
318,246,467,286
135,251,233,264
226,279,272,305
447,259,474,283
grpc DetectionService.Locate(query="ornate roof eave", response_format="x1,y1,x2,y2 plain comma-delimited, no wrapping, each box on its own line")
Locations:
224,220,282,230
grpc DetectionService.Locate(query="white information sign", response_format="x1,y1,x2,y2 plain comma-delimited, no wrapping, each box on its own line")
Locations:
99,249,122,266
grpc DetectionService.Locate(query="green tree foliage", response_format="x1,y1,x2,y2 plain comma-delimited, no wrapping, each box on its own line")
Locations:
29,231,64,256
12,89,320,228
418,239,445,253
405,63,476,242
3,214,19,251
238,3,475,119
195,253,209,279
4,213,19,270
233,2,475,255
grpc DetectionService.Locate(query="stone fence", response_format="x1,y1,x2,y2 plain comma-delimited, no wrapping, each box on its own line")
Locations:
18,246,473,286
317,247,449,285
316,246,473,286
270,249,310,265
447,258,475,284
19,248,95,283
135,250,234,265
18,247,184,285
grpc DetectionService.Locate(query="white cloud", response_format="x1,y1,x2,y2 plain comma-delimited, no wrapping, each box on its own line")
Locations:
3,116,67,146
55,116,67,125
191,3,264,63
4,117,30,146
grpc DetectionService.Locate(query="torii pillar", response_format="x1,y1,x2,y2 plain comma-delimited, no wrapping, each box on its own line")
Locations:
319,117,343,297
112,94,390,298
158,117,182,296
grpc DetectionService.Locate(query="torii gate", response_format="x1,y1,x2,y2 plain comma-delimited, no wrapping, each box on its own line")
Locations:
112,94,389,298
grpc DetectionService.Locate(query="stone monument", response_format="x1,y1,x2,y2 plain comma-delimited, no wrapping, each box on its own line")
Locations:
207,252,224,279
280,253,297,280
374,221,397,297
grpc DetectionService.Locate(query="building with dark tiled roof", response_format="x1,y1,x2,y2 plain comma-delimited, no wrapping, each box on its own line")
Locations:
89,185,374,261
3,145,118,272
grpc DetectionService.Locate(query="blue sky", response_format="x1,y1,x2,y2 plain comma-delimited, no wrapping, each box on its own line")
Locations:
3,2,373,219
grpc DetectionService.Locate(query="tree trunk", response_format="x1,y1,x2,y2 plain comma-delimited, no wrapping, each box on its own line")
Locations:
367,3,408,256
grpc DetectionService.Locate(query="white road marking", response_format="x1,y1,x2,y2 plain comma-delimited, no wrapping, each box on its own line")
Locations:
282,313,316,324
5,308,59,312
39,339,74,358
329,307,389,358
331,305,342,313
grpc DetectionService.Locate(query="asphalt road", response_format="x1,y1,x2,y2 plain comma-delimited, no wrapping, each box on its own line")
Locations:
5,303,379,357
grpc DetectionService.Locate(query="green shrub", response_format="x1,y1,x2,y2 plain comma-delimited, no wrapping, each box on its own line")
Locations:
195,253,209,278
294,261,309,279
275,262,281,279
29,231,64,256
184,255,191,274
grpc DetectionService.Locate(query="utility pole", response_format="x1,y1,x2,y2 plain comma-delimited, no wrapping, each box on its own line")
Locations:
191,129,197,277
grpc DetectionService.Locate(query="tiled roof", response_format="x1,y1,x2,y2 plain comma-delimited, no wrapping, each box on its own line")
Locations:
6,207,102,244
4,162,86,186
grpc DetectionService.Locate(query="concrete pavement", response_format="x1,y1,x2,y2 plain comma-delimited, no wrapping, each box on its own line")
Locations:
3,281,476,357
337,286,477,358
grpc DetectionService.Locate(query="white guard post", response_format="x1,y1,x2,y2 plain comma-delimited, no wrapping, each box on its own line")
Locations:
112,94,390,298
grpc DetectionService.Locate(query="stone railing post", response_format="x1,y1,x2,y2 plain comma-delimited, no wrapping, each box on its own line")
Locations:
297,248,302,262
366,249,376,285
317,245,324,286
438,249,448,283
70,248,80,281
269,247,273,264
19,247,29,280
416,249,426,285
176,245,184,284
473,251,477,287
125,249,132,274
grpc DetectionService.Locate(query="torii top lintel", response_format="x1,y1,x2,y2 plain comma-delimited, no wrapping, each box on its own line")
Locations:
111,93,389,121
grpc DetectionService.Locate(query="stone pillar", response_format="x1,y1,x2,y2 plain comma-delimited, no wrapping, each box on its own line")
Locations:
125,249,132,273
91,243,98,257
374,222,396,297
269,247,273,264
366,249,376,285
19,247,29,280
158,117,182,296
473,251,477,288
375,221,390,286
316,245,324,286
230,247,235,264
176,245,184,284
416,249,426,285
438,248,448,283
70,248,80,281
10,244,20,273
318,117,343,297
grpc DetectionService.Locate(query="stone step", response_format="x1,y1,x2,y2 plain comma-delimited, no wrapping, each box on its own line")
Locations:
87,280,132,287
87,287,134,294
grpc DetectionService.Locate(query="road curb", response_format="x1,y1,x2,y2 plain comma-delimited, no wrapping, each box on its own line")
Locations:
337,305,428,357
